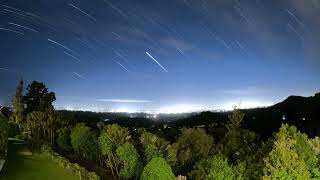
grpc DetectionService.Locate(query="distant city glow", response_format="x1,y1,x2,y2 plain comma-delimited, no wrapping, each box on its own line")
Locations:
157,104,205,114
109,107,137,113
56,99,275,114
220,100,274,111
96,99,152,103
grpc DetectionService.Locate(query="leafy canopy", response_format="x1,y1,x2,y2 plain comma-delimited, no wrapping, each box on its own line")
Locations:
116,142,140,178
24,81,56,113
141,157,176,180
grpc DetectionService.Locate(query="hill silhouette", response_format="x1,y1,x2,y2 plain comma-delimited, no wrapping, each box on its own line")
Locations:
172,92,320,138
56,92,320,139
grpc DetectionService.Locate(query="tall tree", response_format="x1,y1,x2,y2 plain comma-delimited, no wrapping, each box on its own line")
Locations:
226,107,245,131
26,111,47,147
24,81,56,113
26,108,59,147
11,79,24,126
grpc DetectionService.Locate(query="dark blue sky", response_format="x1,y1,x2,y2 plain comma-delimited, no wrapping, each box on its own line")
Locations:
0,0,319,112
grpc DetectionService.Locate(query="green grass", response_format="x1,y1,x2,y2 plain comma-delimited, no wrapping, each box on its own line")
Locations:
0,144,79,180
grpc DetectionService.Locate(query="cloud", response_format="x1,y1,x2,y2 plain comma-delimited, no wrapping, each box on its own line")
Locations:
96,99,152,103
0,67,9,71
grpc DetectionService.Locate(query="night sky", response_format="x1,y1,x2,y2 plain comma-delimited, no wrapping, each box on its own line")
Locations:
0,0,319,113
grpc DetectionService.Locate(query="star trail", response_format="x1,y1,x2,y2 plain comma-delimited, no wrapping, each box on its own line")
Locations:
0,0,319,112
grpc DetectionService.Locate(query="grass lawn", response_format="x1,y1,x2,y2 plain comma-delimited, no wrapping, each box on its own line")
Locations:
0,143,79,180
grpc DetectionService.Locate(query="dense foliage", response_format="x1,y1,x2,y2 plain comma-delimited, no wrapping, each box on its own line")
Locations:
57,127,72,152
263,124,320,179
24,81,56,113
175,128,214,172
116,142,140,178
10,80,24,127
189,155,235,180
70,124,99,160
140,157,176,180
98,124,131,178
0,113,8,158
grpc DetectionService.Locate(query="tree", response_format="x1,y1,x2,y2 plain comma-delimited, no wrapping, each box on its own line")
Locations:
141,157,176,180
26,111,47,147
175,128,214,166
219,128,258,163
264,124,320,179
57,127,72,151
70,124,99,160
98,124,131,177
263,124,311,179
190,155,235,180
116,142,140,179
11,79,24,127
45,107,58,147
25,107,58,147
226,107,245,131
24,81,56,113
140,131,177,165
